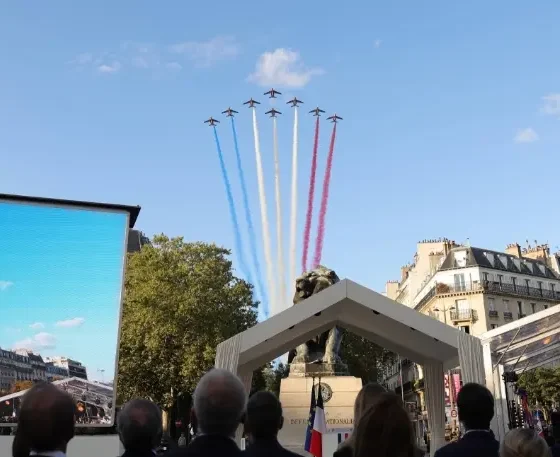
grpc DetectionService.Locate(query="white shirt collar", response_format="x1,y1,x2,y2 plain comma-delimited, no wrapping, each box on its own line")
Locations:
30,451,66,457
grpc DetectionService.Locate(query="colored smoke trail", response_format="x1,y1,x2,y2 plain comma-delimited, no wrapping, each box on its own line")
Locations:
230,117,268,313
252,108,275,317
288,107,299,293
301,116,320,273
312,122,338,268
212,126,252,285
272,116,286,313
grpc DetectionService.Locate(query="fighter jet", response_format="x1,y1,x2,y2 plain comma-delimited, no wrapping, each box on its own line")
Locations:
309,107,325,117
243,98,261,108
265,108,282,118
264,88,282,98
222,107,238,117
204,117,220,126
327,114,343,123
287,97,303,107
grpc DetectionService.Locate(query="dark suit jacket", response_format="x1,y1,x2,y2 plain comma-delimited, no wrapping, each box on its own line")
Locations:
550,443,560,457
167,434,242,457
333,440,425,457
243,438,301,457
434,431,499,457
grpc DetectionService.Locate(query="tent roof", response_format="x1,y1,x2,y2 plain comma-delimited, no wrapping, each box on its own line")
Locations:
221,279,462,372
0,377,113,402
480,305,560,373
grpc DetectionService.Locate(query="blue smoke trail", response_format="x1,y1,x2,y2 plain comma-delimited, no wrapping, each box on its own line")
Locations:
212,126,254,291
231,117,269,319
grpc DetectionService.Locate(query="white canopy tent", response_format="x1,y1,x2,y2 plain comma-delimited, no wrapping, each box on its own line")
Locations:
215,279,485,453
481,305,560,441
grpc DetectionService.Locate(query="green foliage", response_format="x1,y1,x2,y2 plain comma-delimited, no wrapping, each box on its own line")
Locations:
340,329,394,383
117,235,258,410
518,367,560,409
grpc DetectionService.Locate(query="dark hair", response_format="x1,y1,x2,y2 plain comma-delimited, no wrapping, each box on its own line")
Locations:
118,399,162,452
12,427,30,457
354,393,415,457
18,383,75,452
457,383,494,430
246,391,282,439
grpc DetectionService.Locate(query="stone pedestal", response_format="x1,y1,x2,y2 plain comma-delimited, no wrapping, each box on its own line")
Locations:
278,373,362,451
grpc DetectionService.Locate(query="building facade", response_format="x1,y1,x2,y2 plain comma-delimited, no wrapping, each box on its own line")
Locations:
46,356,88,380
383,239,560,432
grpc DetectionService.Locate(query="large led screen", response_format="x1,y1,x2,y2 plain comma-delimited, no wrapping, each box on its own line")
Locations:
0,196,130,426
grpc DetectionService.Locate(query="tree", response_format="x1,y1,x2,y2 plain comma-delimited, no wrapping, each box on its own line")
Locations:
340,329,394,383
11,380,34,393
518,367,560,415
117,235,258,431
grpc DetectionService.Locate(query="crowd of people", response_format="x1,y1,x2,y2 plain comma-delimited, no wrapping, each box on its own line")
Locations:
7,368,559,457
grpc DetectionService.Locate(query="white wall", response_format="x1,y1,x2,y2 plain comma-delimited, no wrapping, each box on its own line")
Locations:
0,435,122,457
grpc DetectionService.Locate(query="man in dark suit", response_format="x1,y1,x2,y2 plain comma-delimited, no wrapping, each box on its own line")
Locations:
168,368,247,457
118,399,162,457
434,383,499,457
243,391,300,457
17,382,75,457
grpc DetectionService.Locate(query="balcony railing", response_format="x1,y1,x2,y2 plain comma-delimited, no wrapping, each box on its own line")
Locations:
415,280,560,310
489,310,499,318
518,313,526,319
450,309,478,322
504,312,513,320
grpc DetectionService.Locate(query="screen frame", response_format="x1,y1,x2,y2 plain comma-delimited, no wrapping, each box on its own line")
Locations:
0,193,140,428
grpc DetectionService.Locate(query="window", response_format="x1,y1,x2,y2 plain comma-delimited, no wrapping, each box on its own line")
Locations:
454,250,467,267
517,301,523,314
512,277,517,291
455,299,469,312
551,284,556,293
497,274,503,285
491,324,498,329
503,300,510,311
544,305,549,310
538,281,543,293
483,272,489,281
459,325,470,334
525,279,531,289
488,298,495,311
454,274,466,291
531,303,536,313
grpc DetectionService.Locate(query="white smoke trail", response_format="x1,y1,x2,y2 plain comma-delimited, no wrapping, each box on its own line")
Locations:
252,108,276,316
272,116,286,314
288,107,299,300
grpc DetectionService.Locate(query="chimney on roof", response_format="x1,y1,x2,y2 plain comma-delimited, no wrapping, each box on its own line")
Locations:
505,243,522,258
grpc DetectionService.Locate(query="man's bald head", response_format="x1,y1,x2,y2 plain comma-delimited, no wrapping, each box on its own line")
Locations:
118,399,162,452
18,382,75,453
193,368,247,437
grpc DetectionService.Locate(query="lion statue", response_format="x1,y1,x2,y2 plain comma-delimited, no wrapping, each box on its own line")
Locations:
287,265,344,365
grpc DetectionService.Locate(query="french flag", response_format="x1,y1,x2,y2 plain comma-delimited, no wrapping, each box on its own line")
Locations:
309,383,327,457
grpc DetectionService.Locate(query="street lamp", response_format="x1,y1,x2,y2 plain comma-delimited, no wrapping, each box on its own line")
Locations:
433,306,455,324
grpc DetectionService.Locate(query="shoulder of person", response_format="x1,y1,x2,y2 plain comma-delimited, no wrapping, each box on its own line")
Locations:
334,444,353,457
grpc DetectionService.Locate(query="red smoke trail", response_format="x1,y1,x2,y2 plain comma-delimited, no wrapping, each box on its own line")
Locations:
301,116,320,273
312,122,337,268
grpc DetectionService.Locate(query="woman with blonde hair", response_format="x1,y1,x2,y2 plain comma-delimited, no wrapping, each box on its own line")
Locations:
501,428,551,457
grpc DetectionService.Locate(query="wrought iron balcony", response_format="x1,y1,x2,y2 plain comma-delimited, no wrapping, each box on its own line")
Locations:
489,310,499,318
450,309,478,322
504,312,513,320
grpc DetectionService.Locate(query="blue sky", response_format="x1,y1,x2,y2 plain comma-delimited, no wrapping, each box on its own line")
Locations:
0,202,127,382
1,2,559,311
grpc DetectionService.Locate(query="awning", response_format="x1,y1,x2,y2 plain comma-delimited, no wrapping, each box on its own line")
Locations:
480,305,560,373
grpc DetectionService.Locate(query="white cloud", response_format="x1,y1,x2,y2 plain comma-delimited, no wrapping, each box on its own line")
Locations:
55,317,85,328
29,322,44,330
374,39,382,48
169,36,240,67
248,48,323,88
0,281,13,291
541,93,560,116
514,127,539,143
166,62,182,70
13,332,56,351
98,61,121,74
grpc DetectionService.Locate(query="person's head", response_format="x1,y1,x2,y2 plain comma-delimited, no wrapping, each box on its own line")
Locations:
118,399,162,452
192,368,247,437
18,382,75,453
501,428,551,457
245,391,283,441
457,383,494,430
353,383,387,428
12,427,30,457
354,393,415,457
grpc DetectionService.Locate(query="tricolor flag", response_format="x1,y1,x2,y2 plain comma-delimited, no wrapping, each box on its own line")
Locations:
337,432,351,444
304,383,317,452
309,383,327,457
